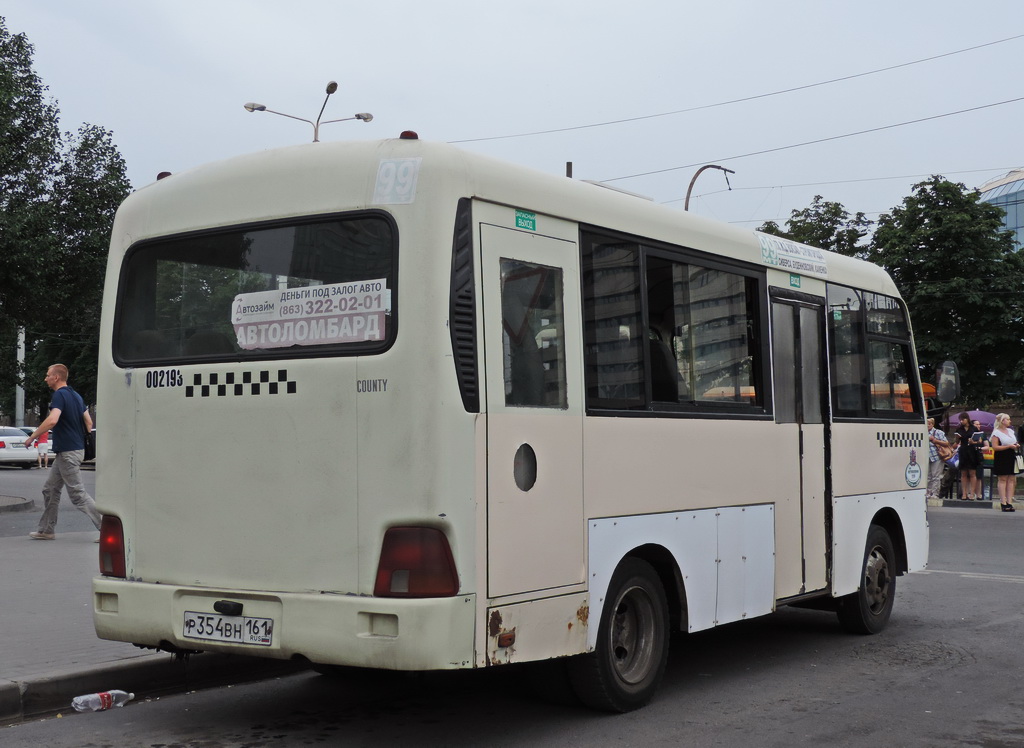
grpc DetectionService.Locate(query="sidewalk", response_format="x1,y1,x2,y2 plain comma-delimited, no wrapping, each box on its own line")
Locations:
927,495,1017,509
0,497,303,723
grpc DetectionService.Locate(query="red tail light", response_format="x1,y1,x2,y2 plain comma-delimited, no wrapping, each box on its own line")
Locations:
99,516,126,578
374,527,459,597
0,441,6,448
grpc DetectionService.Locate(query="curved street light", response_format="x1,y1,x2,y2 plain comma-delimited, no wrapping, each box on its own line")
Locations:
684,164,735,211
243,81,372,142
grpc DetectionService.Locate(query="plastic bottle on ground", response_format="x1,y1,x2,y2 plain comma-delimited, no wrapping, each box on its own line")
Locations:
71,690,135,712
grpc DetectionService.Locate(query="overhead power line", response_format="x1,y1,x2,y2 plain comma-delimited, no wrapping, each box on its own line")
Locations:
447,33,1024,144
602,97,1024,183
669,167,1019,203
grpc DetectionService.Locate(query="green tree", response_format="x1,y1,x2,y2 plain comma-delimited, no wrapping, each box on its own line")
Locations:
869,176,1024,406
0,18,131,418
0,18,59,318
28,125,132,405
759,195,873,258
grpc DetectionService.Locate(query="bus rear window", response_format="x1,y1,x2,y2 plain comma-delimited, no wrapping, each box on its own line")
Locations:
114,213,396,364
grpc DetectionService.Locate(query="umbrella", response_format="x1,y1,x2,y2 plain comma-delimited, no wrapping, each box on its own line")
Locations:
950,409,997,433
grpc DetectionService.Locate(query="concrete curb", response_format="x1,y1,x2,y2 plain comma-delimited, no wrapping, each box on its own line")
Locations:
0,652,306,723
927,497,1018,509
0,495,33,514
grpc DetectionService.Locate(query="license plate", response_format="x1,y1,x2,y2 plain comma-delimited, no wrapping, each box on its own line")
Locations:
183,611,274,646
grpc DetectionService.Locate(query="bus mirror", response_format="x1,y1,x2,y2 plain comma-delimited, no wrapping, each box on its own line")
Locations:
937,360,960,403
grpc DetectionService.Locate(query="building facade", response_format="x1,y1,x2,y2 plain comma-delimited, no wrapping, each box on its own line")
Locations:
978,169,1024,248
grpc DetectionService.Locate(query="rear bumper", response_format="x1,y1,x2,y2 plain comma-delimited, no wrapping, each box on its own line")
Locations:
93,577,477,671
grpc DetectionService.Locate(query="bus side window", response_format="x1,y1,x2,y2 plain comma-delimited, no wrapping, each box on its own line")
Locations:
128,329,169,359
499,259,567,409
648,330,680,402
580,238,644,409
647,253,757,407
183,330,235,356
645,257,682,403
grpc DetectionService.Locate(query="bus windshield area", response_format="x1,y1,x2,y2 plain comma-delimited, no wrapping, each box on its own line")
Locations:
827,284,920,417
114,213,396,364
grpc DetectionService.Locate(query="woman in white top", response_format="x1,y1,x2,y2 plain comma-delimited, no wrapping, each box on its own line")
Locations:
989,413,1018,512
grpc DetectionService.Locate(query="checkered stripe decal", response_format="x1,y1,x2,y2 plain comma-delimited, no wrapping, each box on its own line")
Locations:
876,431,923,449
185,370,297,398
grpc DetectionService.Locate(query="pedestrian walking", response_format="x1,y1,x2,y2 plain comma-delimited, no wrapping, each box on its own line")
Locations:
35,429,50,468
22,364,102,539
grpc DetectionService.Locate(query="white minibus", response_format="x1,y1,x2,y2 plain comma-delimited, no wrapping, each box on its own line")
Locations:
94,133,928,711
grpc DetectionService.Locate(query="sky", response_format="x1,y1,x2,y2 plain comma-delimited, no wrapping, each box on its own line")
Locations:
4,1,1024,233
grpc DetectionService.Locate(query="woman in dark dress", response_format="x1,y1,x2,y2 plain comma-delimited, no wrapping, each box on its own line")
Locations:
954,412,981,500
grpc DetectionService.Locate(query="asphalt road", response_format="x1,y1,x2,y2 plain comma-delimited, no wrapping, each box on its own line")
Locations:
0,464,97,537
1,506,1021,747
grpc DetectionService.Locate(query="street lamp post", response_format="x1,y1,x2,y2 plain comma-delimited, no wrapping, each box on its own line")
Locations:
244,81,372,142
684,164,735,211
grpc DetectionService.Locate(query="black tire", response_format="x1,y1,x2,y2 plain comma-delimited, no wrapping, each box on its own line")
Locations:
567,557,669,712
836,524,896,634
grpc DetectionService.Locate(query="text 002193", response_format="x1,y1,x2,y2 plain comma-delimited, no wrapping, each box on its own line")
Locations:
182,611,274,646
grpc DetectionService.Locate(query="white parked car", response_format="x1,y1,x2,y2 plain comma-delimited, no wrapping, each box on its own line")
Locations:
0,427,39,468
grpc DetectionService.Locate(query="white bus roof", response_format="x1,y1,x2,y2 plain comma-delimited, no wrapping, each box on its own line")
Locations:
118,137,899,298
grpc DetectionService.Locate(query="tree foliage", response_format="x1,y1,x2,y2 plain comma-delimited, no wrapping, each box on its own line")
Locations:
869,176,1024,406
758,195,873,259
0,17,131,419
0,17,59,323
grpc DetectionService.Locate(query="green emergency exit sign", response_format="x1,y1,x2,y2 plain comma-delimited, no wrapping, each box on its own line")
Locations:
515,210,537,231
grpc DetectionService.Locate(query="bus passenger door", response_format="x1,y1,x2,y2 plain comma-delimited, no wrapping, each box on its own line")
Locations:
771,297,828,594
480,223,585,599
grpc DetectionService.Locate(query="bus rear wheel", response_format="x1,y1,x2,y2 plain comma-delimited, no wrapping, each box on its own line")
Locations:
568,557,669,712
837,524,896,635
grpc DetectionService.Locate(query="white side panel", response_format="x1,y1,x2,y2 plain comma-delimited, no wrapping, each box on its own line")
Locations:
832,491,929,597
716,506,776,625
587,505,776,646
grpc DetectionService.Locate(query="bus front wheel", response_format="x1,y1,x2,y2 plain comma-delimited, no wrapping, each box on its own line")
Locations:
836,524,896,635
568,557,669,712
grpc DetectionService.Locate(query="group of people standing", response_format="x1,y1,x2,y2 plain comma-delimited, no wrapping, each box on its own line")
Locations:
928,412,1020,512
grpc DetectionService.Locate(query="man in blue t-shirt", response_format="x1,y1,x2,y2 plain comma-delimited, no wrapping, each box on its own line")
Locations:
23,364,101,540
